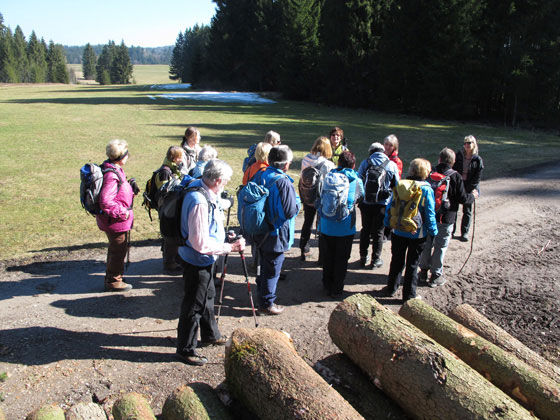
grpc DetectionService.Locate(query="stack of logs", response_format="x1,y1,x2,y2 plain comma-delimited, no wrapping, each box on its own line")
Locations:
16,294,560,419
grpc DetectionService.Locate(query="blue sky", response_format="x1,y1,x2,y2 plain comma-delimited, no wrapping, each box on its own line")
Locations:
1,0,217,47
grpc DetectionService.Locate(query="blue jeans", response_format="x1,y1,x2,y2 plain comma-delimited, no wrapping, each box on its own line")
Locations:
256,249,285,308
419,222,454,277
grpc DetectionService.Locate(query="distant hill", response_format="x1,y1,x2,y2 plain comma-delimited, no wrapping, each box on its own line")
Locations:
64,45,173,65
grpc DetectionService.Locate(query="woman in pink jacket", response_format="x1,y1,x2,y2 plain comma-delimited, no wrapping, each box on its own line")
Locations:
96,139,138,291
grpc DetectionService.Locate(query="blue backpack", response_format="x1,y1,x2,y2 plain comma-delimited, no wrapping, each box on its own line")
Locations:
242,143,258,172
237,172,282,237
80,162,121,215
316,171,350,221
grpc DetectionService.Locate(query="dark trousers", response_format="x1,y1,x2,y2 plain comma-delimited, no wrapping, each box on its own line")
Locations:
162,236,181,268
176,261,221,354
460,202,473,235
256,249,285,308
299,204,317,251
359,204,386,260
386,234,427,302
105,231,128,282
321,234,354,295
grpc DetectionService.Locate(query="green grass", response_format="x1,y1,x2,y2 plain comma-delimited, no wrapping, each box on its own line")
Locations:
1,67,559,261
67,64,173,85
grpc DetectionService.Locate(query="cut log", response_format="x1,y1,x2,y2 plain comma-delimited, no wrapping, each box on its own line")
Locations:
66,402,107,420
450,303,560,384
224,328,365,420
400,298,560,420
112,392,156,420
328,294,533,420
25,404,65,420
162,382,233,420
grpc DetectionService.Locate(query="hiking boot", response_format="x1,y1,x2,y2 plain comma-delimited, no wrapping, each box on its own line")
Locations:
260,303,285,315
370,258,383,269
200,336,229,347
429,275,447,288
380,286,396,297
360,255,371,268
459,234,469,242
418,269,429,285
175,351,208,366
163,264,183,276
104,281,132,292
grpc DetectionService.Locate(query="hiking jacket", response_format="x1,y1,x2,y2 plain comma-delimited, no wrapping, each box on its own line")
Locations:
388,151,403,177
384,178,438,239
319,168,364,237
242,160,268,185
453,150,483,193
190,160,208,179
330,144,348,166
253,166,300,253
96,161,134,233
180,143,200,175
357,152,400,206
434,163,475,224
154,158,181,190
301,153,335,175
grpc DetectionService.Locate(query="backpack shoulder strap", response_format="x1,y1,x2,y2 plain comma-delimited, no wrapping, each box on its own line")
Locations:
101,164,123,189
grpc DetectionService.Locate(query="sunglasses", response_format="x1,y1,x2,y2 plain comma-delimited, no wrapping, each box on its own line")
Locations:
464,141,472,144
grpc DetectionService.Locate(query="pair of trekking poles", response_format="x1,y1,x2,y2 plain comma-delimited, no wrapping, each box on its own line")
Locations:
216,205,259,328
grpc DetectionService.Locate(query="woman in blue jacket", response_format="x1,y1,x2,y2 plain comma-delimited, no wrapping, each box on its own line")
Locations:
318,151,364,298
382,158,438,303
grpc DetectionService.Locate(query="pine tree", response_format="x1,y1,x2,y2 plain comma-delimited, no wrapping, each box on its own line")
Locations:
27,31,48,82
95,41,116,84
47,41,69,83
13,26,29,82
82,43,96,80
110,41,133,84
169,31,184,81
0,25,18,82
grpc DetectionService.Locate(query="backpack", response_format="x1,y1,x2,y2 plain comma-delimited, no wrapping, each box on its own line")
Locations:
80,162,122,215
158,178,210,242
316,171,350,221
142,165,172,220
242,143,258,172
237,172,282,237
427,169,453,213
298,161,326,207
364,159,390,203
389,180,425,233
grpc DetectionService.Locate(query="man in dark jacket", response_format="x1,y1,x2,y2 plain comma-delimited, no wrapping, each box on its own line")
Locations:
253,145,300,315
418,148,478,287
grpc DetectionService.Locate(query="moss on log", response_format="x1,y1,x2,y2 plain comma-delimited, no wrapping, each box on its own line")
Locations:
25,404,65,420
162,382,233,420
450,303,560,384
112,392,156,420
400,298,560,420
224,328,364,420
328,294,533,420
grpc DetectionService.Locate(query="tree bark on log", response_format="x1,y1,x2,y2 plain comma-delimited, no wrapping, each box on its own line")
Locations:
400,298,560,420
450,303,560,384
112,392,156,420
328,294,533,420
224,328,365,420
162,382,233,420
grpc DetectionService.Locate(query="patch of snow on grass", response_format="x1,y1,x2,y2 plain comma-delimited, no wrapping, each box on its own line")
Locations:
156,91,276,104
151,83,192,90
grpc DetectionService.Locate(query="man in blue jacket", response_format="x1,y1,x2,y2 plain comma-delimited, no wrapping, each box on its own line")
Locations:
253,145,300,315
357,142,400,269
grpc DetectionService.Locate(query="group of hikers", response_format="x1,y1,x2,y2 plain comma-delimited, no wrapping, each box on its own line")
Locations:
88,127,483,365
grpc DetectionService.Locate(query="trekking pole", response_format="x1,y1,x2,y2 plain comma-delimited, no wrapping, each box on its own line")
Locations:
456,201,476,275
240,250,259,328
216,228,235,324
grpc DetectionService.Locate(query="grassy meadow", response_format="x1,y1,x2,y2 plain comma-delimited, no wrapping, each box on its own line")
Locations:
1,65,559,261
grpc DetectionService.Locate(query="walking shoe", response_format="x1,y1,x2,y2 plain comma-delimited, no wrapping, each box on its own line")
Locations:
163,265,183,276
429,275,447,288
175,351,208,366
360,255,371,268
199,336,229,347
370,258,383,269
459,234,469,242
380,286,396,297
418,269,429,285
260,303,285,315
104,281,132,292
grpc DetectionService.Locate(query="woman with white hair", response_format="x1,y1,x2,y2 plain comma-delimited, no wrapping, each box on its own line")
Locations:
452,135,484,242
190,145,218,178
96,139,139,292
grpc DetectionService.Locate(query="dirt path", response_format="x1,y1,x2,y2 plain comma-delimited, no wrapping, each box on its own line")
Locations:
1,164,559,419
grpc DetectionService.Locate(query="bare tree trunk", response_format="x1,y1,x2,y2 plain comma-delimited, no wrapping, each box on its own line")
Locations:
224,328,364,420
450,303,560,384
328,294,533,420
400,299,560,420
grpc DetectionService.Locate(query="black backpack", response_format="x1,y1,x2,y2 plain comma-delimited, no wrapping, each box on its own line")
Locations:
158,179,212,243
142,165,172,220
364,159,390,203
298,161,326,207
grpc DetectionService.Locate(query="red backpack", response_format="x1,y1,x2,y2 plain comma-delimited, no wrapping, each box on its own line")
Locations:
427,169,454,213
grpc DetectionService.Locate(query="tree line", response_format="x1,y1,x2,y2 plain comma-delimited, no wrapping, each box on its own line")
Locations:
65,44,172,65
0,13,69,83
83,41,133,85
170,0,560,127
